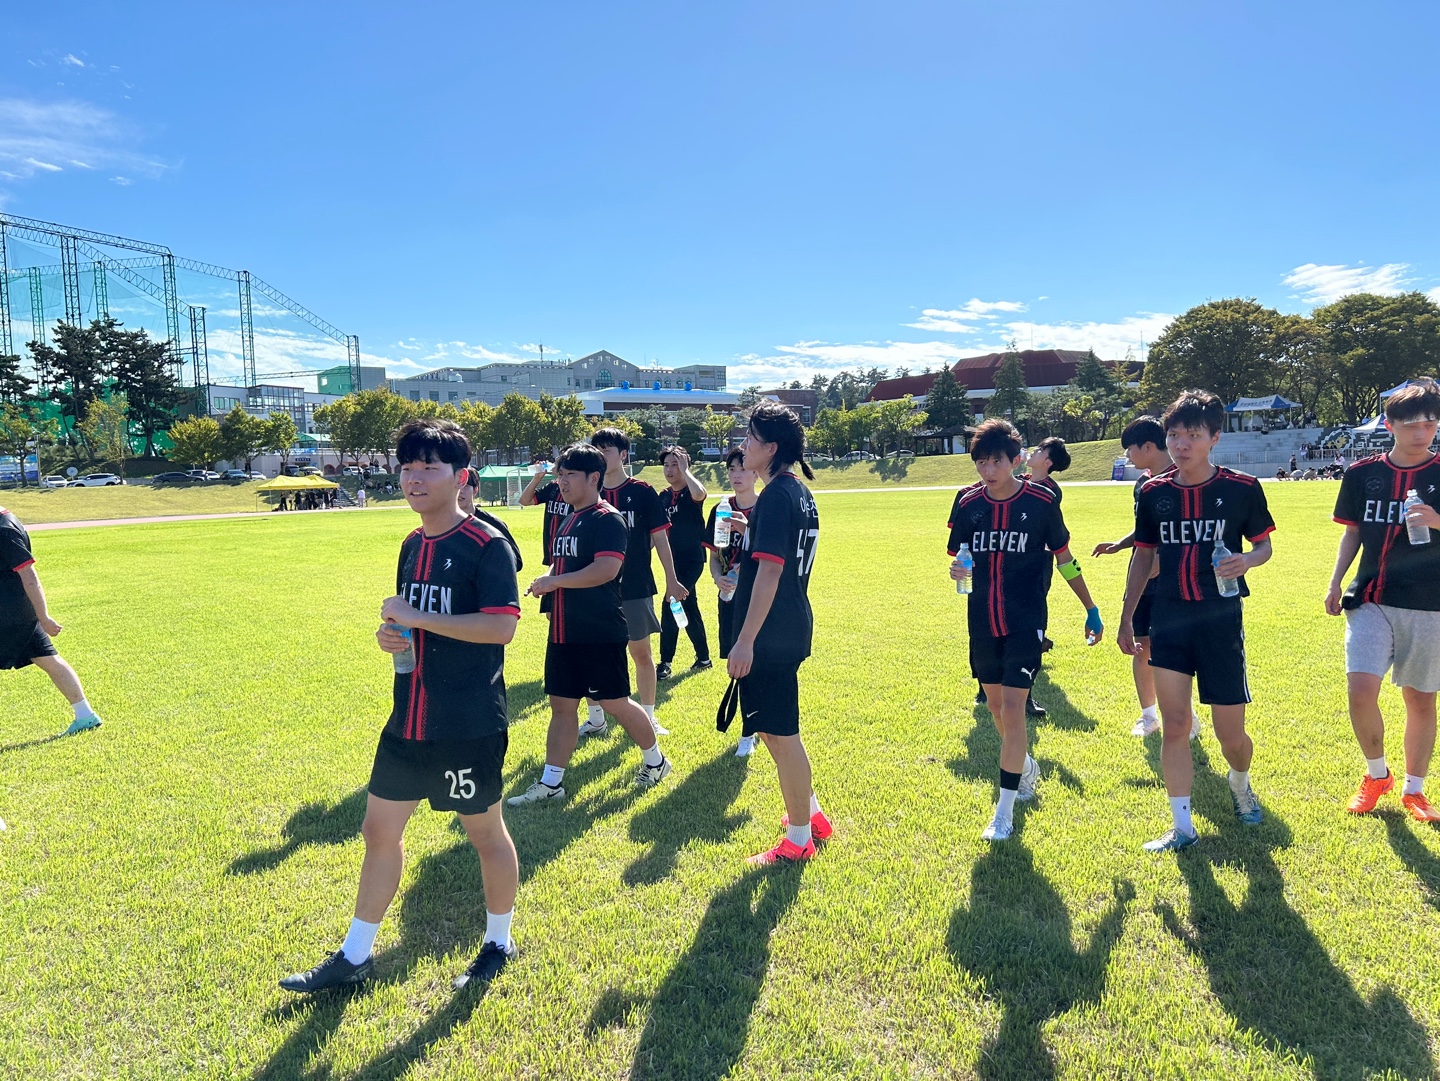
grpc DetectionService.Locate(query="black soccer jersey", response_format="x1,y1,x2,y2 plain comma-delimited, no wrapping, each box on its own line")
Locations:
1132,467,1172,597
548,501,630,644
387,516,522,743
602,477,669,599
947,481,1070,638
1333,452,1440,611
733,473,820,666
1133,466,1275,601
0,509,36,623
704,497,758,577
533,481,572,566
661,486,706,566
1024,474,1063,506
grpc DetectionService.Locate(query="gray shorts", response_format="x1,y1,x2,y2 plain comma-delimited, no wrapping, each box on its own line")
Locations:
1345,603,1440,692
623,597,661,642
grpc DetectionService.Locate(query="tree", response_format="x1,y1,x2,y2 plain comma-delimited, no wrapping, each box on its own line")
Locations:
536,393,590,453
702,406,735,451
349,390,412,469
489,393,546,461
1312,292,1440,422
262,412,300,471
988,342,1032,432
1138,299,1290,412
167,416,224,470
219,405,267,471
0,353,34,404
77,394,132,478
870,396,927,456
314,397,364,465
97,318,182,456
0,403,51,486
924,364,973,431
737,386,763,410
29,322,106,441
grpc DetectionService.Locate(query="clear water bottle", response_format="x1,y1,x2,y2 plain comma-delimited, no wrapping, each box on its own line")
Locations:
668,596,688,629
955,544,974,595
1212,537,1241,597
714,497,732,545
392,626,416,674
1405,489,1431,546
720,568,738,602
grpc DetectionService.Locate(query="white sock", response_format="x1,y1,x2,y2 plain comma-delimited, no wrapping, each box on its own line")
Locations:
586,702,605,725
642,702,655,721
341,917,380,964
72,698,96,720
1405,773,1425,796
996,787,1018,820
809,792,822,818
786,823,812,848
641,742,664,768
1228,769,1250,795
540,764,565,788
1141,703,1158,721
484,909,513,950
1169,795,1195,837
1366,756,1389,780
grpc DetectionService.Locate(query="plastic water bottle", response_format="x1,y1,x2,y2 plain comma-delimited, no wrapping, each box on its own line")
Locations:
714,497,732,545
533,460,550,477
720,569,738,602
1212,537,1241,597
392,626,416,674
955,544,974,595
668,596,688,629
1405,489,1431,546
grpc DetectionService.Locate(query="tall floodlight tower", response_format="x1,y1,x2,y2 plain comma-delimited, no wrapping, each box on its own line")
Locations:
0,223,11,357
238,270,256,387
347,335,361,394
27,268,45,346
189,305,210,412
93,264,109,319
60,236,83,326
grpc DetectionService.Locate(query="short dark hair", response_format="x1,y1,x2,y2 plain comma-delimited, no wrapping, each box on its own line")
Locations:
395,418,471,470
1162,390,1225,435
969,418,1022,461
556,442,605,484
659,445,684,465
1385,379,1440,424
1036,435,1070,473
747,400,815,479
459,467,479,491
724,447,746,469
590,427,630,455
1121,415,1166,451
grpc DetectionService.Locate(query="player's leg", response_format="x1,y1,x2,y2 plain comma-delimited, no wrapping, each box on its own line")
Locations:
454,798,521,986
1131,638,1160,735
678,560,710,667
31,652,101,735
1197,600,1261,827
1344,602,1396,812
355,794,416,922
982,683,1030,841
510,642,585,804
744,665,822,863
624,598,664,732
591,640,671,786
1400,688,1440,821
658,592,679,676
1147,666,1199,850
1390,606,1440,822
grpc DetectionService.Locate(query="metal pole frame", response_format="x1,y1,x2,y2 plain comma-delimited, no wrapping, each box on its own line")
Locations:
190,305,210,413
0,224,11,357
60,236,83,326
93,263,109,320
238,271,256,388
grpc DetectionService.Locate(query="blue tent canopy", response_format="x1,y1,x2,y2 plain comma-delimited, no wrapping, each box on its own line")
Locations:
1381,379,1423,399
1227,394,1300,412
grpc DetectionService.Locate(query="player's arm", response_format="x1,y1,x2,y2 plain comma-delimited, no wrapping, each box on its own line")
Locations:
17,565,61,635
728,559,782,679
1217,536,1272,580
382,601,519,645
526,555,623,596
1093,531,1135,556
1117,546,1157,656
707,547,726,587
518,471,548,506
1053,545,1102,643
680,450,708,502
1325,525,1361,616
651,527,688,602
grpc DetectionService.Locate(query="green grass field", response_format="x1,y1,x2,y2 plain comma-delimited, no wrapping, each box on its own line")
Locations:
3,482,1436,1079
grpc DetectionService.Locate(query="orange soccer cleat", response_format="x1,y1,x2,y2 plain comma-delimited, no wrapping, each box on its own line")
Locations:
746,837,816,866
1346,772,1395,815
779,810,834,841
1402,792,1440,824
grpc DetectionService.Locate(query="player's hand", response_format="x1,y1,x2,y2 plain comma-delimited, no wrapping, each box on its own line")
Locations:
376,622,410,653
1407,503,1440,530
1215,553,1249,579
727,511,748,535
39,615,61,636
1117,624,1137,656
727,638,754,679
1084,606,1104,645
1324,583,1345,616
674,447,691,470
949,559,971,582
381,595,421,628
526,575,559,597
666,578,690,603
1092,541,1122,557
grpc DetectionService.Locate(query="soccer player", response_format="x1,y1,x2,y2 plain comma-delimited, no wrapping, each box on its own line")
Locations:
728,402,827,864
1118,390,1274,853
518,458,571,569
590,427,687,737
280,419,524,994
706,446,761,756
1092,416,1197,740
509,442,674,805
948,420,1103,842
657,445,712,680
458,469,524,562
1326,379,1440,822
1024,435,1070,499
0,507,102,736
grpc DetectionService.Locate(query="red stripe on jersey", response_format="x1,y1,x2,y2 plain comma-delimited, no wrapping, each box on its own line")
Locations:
482,605,522,616
649,524,670,534
1333,517,1358,526
12,557,34,571
595,550,625,560
753,552,785,565
1247,525,1275,543
1133,541,1158,549
1370,465,1412,604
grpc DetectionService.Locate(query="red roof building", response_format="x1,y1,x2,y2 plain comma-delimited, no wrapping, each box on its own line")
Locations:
867,349,1136,408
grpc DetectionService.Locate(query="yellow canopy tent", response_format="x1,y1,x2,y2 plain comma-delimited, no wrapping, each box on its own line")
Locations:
254,474,340,491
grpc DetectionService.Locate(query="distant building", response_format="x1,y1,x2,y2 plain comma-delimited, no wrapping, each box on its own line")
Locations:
389,349,727,407
205,383,343,435
575,385,740,416
316,365,389,395
867,349,1140,413
756,388,818,425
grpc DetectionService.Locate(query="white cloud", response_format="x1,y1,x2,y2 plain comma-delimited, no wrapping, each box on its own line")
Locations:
109,175,132,185
0,97,164,183
60,54,86,68
904,297,1027,333
1283,262,1416,305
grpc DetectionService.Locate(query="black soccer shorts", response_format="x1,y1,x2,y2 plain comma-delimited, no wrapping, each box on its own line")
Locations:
544,640,631,701
368,729,508,814
1132,592,1155,640
969,629,1045,690
0,620,56,670
738,662,802,737
1147,597,1251,706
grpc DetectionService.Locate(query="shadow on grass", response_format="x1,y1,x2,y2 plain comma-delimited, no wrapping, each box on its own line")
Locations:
1153,768,1434,1081
947,837,1134,1080
504,678,546,722
624,749,751,886
228,789,368,876
607,865,805,1081
0,732,63,755
1384,812,1440,911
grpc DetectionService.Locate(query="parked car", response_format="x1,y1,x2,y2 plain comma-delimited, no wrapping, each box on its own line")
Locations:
842,451,878,461
186,470,221,481
40,475,71,488
75,473,122,487
299,466,323,476
341,466,363,476
152,471,192,484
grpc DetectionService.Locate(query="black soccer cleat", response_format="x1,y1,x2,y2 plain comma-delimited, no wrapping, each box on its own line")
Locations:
279,950,372,994
1026,694,1047,718
655,662,673,680
691,658,713,671
453,941,516,989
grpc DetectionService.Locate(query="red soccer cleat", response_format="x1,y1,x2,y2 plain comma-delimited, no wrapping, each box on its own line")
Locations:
746,837,816,866
1402,792,1440,824
780,810,833,841
1346,772,1394,815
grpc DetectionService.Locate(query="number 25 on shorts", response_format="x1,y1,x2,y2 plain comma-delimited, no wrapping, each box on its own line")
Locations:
446,768,476,800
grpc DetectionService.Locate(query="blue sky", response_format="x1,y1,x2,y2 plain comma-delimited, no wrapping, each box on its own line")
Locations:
4,1,1440,388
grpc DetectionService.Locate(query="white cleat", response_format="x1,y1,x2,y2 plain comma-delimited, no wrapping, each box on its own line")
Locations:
650,718,670,737
1190,712,1202,741
981,814,1014,842
579,717,607,737
734,735,757,757
1131,713,1161,737
506,782,566,807
1017,756,1040,802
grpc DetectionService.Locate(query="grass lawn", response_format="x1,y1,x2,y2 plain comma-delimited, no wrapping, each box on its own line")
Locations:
2,482,1437,1079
